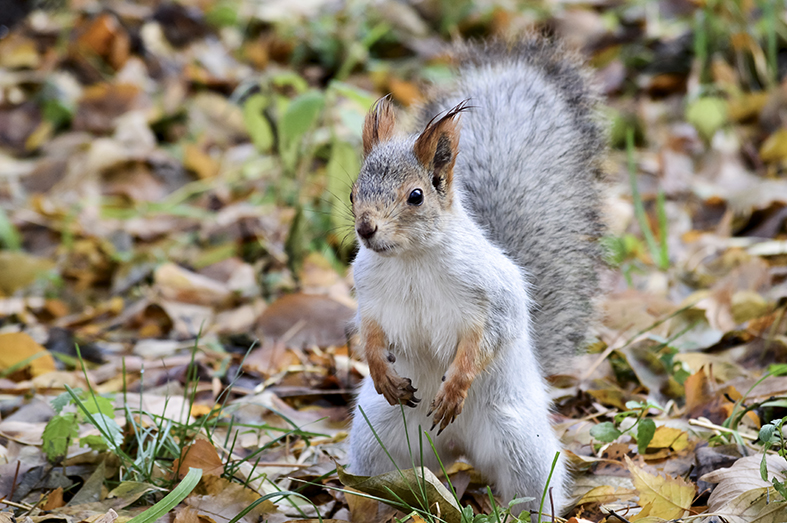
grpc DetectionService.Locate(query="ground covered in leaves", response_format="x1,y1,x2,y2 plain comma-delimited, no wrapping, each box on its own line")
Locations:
1,0,787,522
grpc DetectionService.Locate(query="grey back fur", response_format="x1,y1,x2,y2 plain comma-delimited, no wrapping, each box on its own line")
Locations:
419,37,606,373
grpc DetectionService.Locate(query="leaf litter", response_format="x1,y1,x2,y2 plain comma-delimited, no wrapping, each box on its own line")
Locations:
1,0,787,522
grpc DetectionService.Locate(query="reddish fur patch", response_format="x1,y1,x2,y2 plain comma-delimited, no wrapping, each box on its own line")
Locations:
362,97,396,156
362,317,419,406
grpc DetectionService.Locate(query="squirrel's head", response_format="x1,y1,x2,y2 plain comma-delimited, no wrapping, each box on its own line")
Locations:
351,97,469,256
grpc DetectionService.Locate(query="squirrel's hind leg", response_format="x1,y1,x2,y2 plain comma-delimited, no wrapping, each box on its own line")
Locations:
464,405,569,521
348,377,453,476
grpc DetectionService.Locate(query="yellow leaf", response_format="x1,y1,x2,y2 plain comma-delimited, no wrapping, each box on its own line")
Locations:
761,128,787,164
183,144,220,180
576,485,636,505
625,456,694,520
0,332,56,377
190,404,213,418
648,426,689,452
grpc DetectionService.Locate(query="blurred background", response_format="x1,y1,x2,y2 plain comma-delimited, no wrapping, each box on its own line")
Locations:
1,0,787,519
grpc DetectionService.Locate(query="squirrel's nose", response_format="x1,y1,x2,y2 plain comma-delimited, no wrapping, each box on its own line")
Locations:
357,221,377,240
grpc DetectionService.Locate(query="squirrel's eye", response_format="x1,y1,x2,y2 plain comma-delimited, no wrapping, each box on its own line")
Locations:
407,188,424,206
349,191,354,204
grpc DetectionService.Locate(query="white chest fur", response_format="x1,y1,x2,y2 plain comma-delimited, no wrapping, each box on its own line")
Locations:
354,248,481,372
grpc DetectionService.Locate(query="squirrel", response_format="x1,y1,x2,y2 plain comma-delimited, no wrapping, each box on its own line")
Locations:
347,36,606,518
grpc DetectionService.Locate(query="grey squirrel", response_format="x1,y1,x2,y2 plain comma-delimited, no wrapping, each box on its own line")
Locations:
347,36,606,519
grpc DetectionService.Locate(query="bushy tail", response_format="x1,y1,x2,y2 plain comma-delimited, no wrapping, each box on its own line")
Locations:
421,36,606,374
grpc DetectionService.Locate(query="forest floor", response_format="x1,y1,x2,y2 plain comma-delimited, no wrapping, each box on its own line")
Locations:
1,0,787,522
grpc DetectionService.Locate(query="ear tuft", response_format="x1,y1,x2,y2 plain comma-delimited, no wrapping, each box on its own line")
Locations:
362,96,396,156
413,100,472,187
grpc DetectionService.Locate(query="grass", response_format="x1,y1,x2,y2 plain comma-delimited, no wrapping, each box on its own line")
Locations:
328,405,558,523
626,128,669,271
39,340,326,516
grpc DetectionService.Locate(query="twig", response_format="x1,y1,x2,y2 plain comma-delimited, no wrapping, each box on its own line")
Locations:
0,499,34,510
688,418,757,441
608,509,632,523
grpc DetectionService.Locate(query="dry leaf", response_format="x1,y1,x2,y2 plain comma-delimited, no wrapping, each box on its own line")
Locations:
0,332,56,378
154,263,232,306
185,475,276,523
625,456,694,520
172,438,224,479
647,427,689,452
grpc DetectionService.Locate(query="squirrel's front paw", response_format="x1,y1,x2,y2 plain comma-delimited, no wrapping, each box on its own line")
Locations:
369,359,420,407
427,382,467,435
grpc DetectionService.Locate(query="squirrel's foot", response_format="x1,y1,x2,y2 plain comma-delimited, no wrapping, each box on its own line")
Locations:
427,382,466,435
369,360,421,407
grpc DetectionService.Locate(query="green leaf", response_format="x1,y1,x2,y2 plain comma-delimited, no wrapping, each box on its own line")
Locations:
328,80,377,108
0,206,21,251
279,90,325,172
761,450,771,481
81,434,109,452
51,390,78,413
636,418,656,454
243,94,274,153
509,496,536,507
87,413,124,450
590,422,622,443
127,468,202,523
760,424,779,444
206,2,238,27
81,394,115,418
326,139,359,240
271,71,308,93
284,204,307,277
686,96,727,141
42,412,79,462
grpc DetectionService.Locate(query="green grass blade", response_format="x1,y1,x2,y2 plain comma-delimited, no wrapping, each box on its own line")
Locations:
626,129,664,270
536,452,560,523
0,206,21,250
127,467,202,523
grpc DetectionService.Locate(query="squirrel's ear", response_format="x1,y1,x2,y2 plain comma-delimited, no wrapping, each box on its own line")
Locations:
362,96,396,156
414,101,470,190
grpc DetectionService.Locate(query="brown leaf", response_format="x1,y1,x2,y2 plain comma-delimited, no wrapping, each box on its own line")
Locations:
172,439,224,480
344,487,381,523
684,367,733,424
74,13,130,70
42,487,65,510
73,84,143,134
258,293,354,348
186,475,276,523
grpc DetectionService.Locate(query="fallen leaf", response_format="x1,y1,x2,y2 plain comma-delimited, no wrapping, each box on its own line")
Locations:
0,251,55,295
625,456,694,520
701,455,786,512
172,439,224,480
711,487,787,523
154,263,232,306
258,293,354,348
0,332,56,378
337,464,462,523
647,426,689,452
185,475,276,523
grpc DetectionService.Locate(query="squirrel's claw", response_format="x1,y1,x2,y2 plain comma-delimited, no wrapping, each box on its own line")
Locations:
372,367,421,407
428,382,466,435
